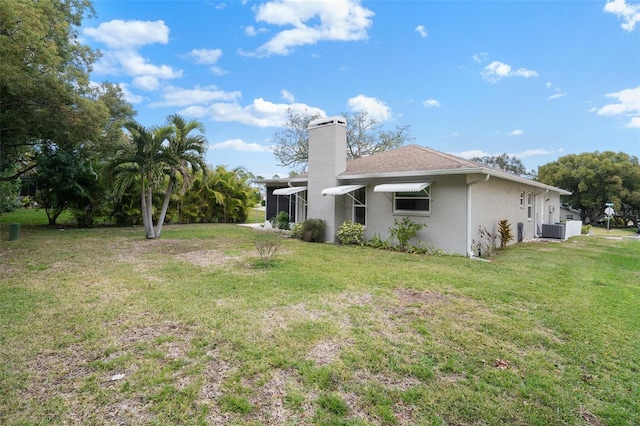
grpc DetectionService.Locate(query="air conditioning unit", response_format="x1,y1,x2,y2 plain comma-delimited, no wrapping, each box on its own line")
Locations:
541,223,565,239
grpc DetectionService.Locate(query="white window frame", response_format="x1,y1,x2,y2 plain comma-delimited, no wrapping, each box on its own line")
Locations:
351,186,367,226
527,192,533,221
520,191,525,208
393,187,431,215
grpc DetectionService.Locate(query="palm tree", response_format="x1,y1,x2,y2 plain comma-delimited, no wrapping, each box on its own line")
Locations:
155,114,208,237
108,121,173,238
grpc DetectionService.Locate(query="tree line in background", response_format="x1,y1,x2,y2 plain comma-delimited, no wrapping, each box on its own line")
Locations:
1,0,638,232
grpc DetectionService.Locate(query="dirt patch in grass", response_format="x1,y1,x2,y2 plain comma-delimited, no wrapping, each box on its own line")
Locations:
261,303,329,334
307,339,352,366
175,249,243,268
394,288,449,305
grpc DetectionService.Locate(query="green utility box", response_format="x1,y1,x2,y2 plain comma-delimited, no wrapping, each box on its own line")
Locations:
8,223,20,241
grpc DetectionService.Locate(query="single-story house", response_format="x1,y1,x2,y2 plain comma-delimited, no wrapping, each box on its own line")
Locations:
257,116,572,256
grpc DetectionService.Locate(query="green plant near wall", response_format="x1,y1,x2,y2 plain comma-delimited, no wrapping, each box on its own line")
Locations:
270,211,290,230
497,219,514,249
389,217,426,251
337,220,365,245
300,218,326,242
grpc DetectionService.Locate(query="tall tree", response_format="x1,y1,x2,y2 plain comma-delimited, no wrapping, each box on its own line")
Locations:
537,151,640,224
471,153,532,177
109,121,174,239
345,110,412,160
155,114,208,237
0,0,106,182
271,109,412,172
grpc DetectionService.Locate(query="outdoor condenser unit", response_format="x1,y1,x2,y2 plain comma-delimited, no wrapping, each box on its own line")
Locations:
541,223,565,239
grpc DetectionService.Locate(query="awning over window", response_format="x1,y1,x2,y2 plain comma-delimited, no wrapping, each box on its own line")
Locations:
321,184,365,196
272,186,307,196
373,182,430,193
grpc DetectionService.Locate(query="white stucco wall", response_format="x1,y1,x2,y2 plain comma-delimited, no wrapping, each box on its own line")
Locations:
335,175,469,255
307,118,347,242
468,175,564,249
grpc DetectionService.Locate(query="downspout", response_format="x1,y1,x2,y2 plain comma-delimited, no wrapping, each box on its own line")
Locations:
467,174,490,258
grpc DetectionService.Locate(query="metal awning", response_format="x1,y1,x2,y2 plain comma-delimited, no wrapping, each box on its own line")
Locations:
272,186,307,196
374,182,430,193
321,184,365,196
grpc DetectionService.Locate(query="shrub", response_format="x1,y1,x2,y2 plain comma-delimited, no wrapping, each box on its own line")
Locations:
366,233,392,250
270,211,290,230
254,230,282,267
300,218,326,242
290,222,303,239
337,220,365,245
389,217,426,251
497,219,514,249
581,224,592,234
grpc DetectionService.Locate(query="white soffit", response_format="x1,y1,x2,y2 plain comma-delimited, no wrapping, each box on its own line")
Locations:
373,182,431,193
321,184,365,196
272,186,307,195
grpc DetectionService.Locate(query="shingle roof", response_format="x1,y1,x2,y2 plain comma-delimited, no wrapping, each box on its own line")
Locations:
340,144,482,176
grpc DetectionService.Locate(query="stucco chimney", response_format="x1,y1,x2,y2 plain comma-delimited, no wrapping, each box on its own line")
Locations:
307,116,347,242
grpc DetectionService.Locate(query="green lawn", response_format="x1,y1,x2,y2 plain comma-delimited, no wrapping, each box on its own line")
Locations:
0,219,638,425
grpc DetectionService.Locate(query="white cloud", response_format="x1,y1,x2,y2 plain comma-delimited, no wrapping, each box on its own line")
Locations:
423,99,440,108
604,0,640,31
132,75,160,91
118,83,145,104
113,50,183,79
348,95,391,122
481,61,538,83
415,25,428,38
516,149,555,158
510,129,523,136
149,85,242,107
627,117,640,128
210,139,271,152
453,150,489,159
548,92,567,100
473,52,488,64
597,86,640,127
210,66,229,76
186,48,223,64
85,19,182,91
281,90,296,103
451,148,556,160
244,26,267,37
247,0,374,56
84,20,169,49
181,98,325,128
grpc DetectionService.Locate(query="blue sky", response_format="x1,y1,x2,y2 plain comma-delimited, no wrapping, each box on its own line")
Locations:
83,0,640,178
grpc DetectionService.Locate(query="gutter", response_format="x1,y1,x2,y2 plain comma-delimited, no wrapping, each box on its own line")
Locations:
467,174,490,258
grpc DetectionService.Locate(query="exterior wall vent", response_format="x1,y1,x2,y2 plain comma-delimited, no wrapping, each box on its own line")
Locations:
309,116,347,129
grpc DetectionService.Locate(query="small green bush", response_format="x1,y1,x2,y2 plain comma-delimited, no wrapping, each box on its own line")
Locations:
270,211,290,230
300,218,326,242
581,224,592,234
497,219,514,249
389,217,426,251
337,220,365,245
366,233,392,250
290,222,303,239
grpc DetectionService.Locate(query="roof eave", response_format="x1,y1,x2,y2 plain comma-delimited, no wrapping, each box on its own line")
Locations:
339,167,572,195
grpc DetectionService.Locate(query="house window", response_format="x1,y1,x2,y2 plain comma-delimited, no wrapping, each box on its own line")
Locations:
527,192,533,220
520,191,525,208
352,187,366,225
394,188,430,214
